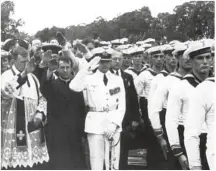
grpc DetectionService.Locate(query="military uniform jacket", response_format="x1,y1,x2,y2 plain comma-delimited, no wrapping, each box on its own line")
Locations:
69,69,126,134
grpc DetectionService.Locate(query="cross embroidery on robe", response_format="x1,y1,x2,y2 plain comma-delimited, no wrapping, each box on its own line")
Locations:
17,130,25,141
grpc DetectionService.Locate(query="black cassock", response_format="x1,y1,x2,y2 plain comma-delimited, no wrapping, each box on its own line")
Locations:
41,76,86,170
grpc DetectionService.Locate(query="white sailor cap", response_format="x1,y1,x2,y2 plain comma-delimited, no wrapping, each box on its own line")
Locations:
121,48,132,57
161,44,174,54
91,47,106,55
183,40,193,47
127,46,144,56
169,40,181,47
183,41,212,59
140,43,152,49
99,41,111,47
116,44,132,51
122,46,133,55
120,38,128,44
111,39,123,45
136,41,145,46
199,39,214,49
32,39,42,47
146,46,163,55
172,43,188,57
143,38,155,44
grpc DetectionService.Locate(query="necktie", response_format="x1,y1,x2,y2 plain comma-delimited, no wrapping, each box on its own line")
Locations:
116,70,119,76
103,74,108,86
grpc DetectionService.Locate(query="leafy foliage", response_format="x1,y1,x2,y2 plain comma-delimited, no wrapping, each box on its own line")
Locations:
1,1,24,41
1,1,214,43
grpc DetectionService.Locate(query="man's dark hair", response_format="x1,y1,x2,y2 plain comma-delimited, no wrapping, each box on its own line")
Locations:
11,46,28,60
57,56,73,68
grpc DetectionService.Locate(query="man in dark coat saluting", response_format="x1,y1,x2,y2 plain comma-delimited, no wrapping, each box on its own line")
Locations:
40,56,86,170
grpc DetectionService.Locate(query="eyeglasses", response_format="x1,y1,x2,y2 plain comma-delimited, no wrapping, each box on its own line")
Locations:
3,39,29,51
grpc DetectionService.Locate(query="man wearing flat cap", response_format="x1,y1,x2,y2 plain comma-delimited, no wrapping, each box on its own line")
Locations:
69,49,126,170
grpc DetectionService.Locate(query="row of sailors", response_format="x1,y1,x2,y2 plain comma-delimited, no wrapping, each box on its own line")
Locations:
1,35,215,170
131,39,214,170
69,38,215,170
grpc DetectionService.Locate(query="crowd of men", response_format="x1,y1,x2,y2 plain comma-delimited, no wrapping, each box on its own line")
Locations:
1,33,215,170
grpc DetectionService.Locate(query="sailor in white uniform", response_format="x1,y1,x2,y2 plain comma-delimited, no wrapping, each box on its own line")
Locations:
184,77,215,170
166,40,212,170
124,46,146,79
148,43,192,169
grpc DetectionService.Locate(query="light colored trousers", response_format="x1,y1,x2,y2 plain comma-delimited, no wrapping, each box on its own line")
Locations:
87,133,121,170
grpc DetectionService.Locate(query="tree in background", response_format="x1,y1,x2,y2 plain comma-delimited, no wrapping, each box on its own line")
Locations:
173,1,214,40
34,26,65,42
2,1,214,43
1,1,25,41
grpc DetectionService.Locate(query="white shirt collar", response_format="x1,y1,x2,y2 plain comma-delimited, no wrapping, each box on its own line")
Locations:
113,69,121,76
59,76,72,83
11,65,21,75
96,70,112,78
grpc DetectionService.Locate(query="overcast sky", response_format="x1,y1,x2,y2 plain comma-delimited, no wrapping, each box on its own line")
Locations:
5,0,190,35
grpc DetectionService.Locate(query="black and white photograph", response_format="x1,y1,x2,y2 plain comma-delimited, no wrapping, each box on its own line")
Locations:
1,0,215,170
